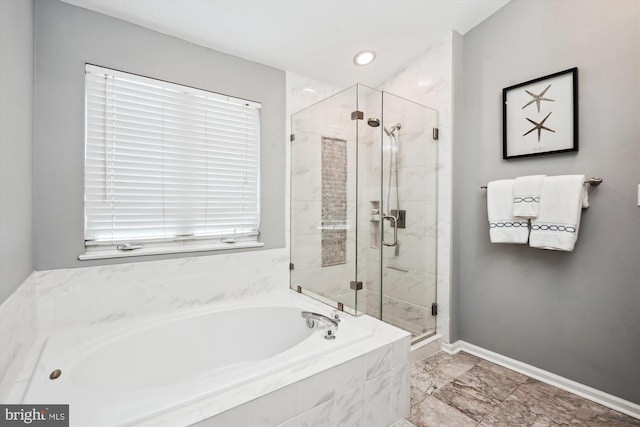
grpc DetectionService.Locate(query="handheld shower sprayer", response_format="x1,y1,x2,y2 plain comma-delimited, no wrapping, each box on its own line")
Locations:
367,118,401,137
384,123,402,137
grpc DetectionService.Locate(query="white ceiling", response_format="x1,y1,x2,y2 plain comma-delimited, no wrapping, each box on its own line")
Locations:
61,0,509,87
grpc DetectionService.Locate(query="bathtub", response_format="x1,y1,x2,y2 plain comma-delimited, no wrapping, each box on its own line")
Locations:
20,291,410,427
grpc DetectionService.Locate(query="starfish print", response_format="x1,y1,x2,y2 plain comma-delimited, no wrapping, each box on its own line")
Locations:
523,112,555,142
522,84,555,113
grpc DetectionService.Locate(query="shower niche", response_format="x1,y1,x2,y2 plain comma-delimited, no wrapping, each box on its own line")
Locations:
290,84,439,342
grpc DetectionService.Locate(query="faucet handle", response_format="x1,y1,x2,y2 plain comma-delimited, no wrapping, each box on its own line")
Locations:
324,325,337,340
330,310,341,323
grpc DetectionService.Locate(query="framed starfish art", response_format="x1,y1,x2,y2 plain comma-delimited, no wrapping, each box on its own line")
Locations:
502,67,578,159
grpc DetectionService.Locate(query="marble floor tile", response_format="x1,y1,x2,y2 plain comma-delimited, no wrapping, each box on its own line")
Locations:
478,393,567,427
410,351,482,407
415,351,481,380
433,378,502,422
408,396,476,427
410,359,452,406
454,359,529,401
572,400,640,427
408,351,640,427
511,380,586,424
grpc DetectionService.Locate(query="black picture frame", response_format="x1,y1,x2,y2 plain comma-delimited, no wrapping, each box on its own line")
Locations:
503,67,578,159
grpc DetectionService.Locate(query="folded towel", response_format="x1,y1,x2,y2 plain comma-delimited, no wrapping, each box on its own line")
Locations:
487,179,529,244
529,175,589,251
512,175,546,218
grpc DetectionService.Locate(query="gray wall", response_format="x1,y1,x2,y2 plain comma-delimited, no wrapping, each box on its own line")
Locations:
34,0,286,270
456,0,640,403
1,0,34,304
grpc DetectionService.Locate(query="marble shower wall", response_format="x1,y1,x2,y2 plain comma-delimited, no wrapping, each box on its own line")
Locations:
288,32,458,336
285,72,344,251
379,32,460,343
289,83,360,309
363,93,439,336
286,64,448,332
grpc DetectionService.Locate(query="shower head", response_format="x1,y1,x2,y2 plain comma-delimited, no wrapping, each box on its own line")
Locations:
367,118,380,127
384,123,402,137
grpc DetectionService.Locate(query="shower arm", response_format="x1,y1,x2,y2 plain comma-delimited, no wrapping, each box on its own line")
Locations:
382,214,398,247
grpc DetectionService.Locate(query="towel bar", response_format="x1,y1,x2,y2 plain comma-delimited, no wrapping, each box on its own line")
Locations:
480,177,602,189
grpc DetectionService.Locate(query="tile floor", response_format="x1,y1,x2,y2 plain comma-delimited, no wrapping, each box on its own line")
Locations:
406,351,640,427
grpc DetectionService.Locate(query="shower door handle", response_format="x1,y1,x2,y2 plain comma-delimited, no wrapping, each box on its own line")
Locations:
383,214,398,247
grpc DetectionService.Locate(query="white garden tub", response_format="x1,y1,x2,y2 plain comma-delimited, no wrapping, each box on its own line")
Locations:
22,292,373,426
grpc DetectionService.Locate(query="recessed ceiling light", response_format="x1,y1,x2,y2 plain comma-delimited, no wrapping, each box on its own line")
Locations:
353,50,376,66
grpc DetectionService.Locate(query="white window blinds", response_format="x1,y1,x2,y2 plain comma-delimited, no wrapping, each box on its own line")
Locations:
84,64,261,249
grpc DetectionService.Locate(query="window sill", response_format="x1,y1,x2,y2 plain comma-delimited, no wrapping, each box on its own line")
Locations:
78,241,265,261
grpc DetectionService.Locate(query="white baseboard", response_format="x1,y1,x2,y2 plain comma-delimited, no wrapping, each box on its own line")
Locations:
441,341,462,355
442,340,640,420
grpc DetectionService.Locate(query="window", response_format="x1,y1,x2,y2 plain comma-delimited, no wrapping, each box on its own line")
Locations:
81,64,262,259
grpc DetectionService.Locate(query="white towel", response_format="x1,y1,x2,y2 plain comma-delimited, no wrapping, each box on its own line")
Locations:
512,175,546,218
487,179,529,244
529,175,589,251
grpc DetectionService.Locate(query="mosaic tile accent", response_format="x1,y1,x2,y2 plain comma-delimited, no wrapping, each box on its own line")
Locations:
321,137,347,267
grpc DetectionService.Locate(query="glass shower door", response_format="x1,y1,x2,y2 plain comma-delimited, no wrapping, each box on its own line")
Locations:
289,85,361,314
378,92,439,340
289,84,439,340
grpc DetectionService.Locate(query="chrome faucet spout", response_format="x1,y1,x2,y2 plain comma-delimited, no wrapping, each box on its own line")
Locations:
301,311,339,340
301,311,339,328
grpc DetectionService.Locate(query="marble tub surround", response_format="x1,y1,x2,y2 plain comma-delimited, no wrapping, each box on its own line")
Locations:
0,272,36,392
149,302,411,427
0,336,46,404
408,351,640,427
35,248,289,334
1,248,288,402
21,290,408,426
4,281,410,426
187,337,410,427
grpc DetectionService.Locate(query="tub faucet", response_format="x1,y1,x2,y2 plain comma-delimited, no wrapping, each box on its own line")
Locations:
301,311,339,340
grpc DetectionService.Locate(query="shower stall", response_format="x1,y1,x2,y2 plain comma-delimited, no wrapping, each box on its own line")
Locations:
290,84,438,342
